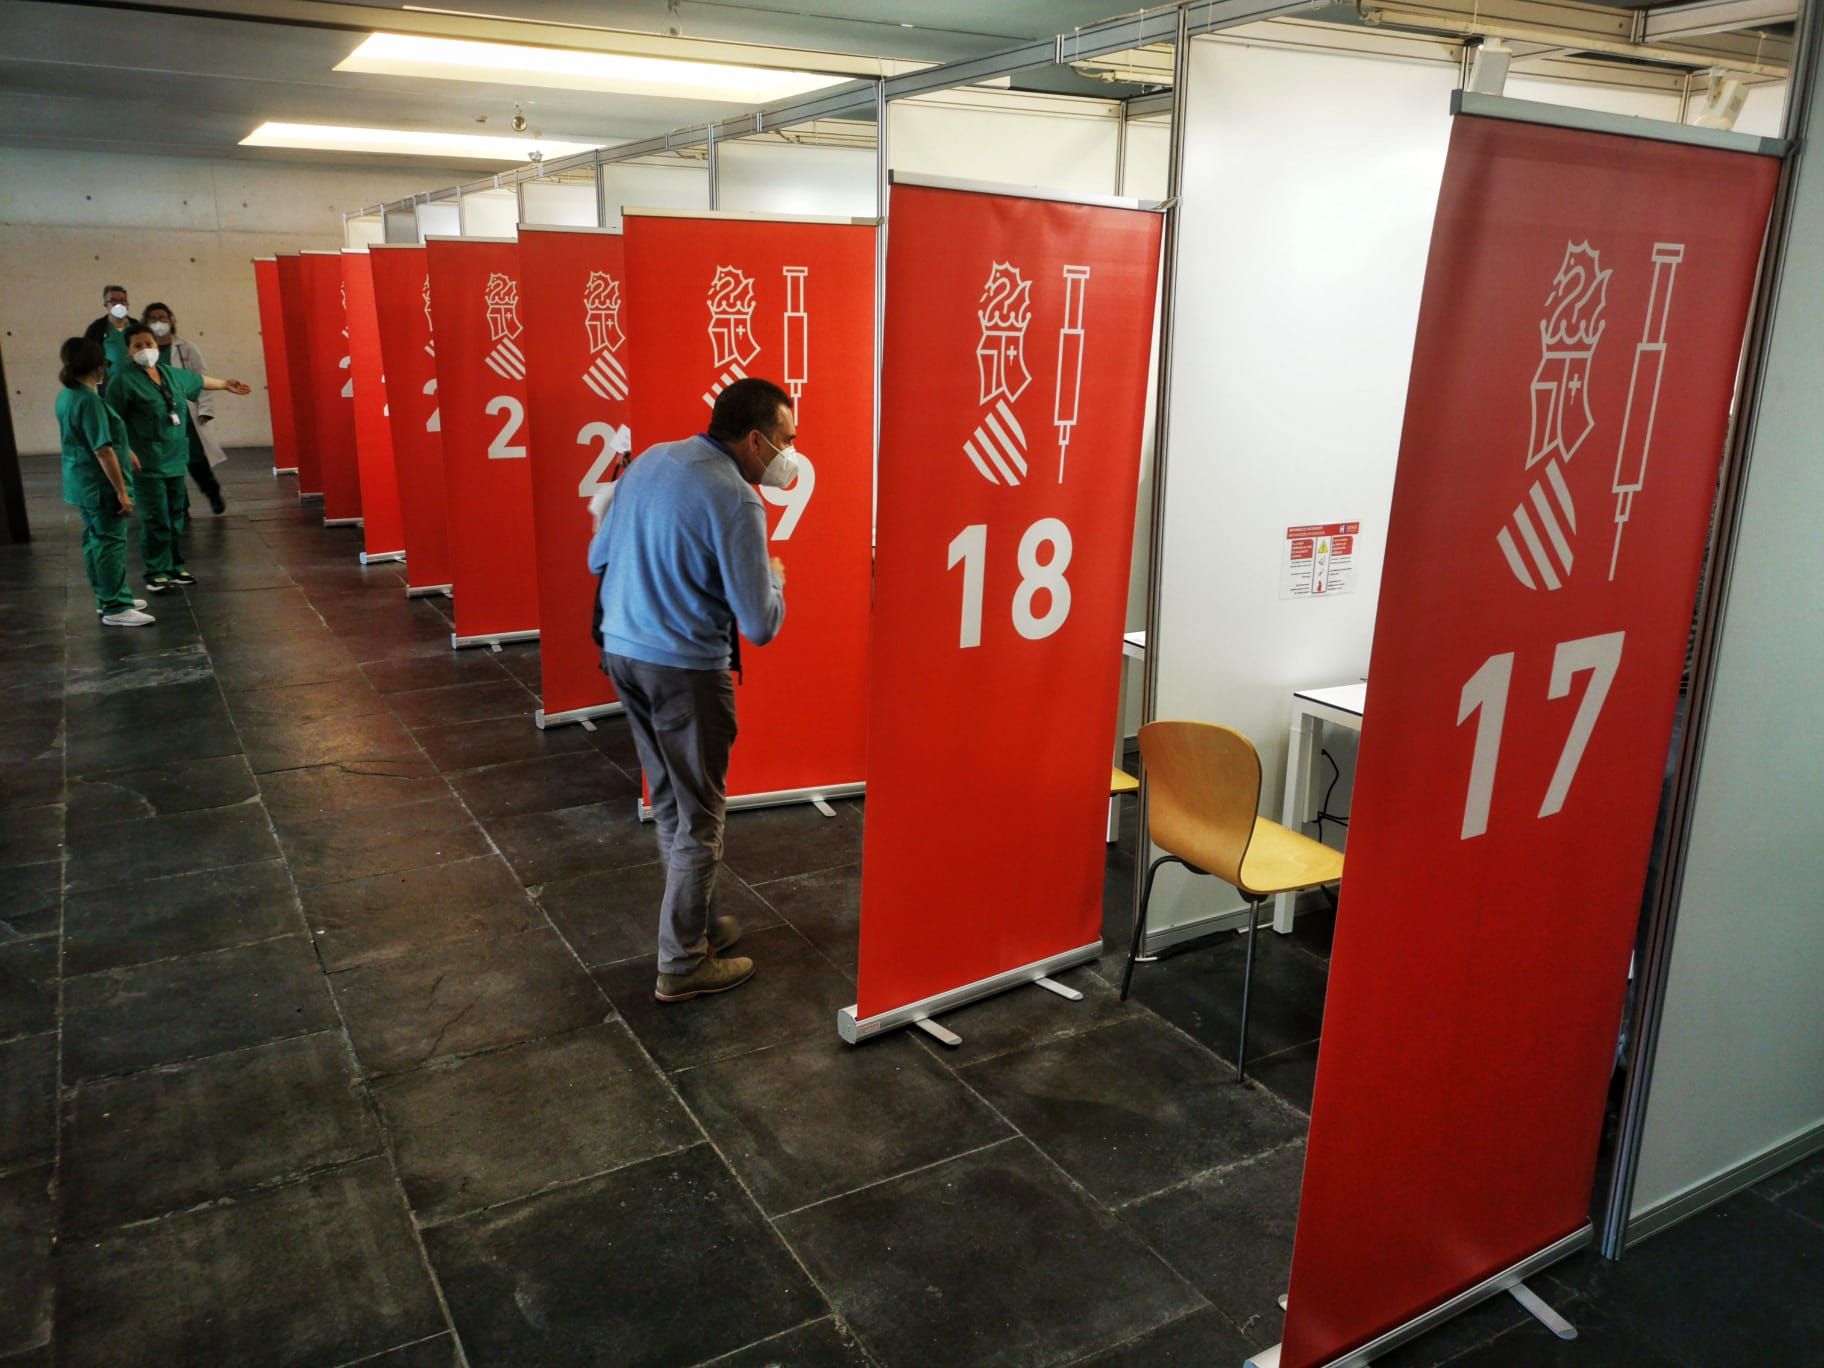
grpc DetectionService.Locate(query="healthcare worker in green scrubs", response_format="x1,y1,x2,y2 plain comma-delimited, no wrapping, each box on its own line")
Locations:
82,285,138,380
142,302,228,516
103,322,250,593
56,336,151,626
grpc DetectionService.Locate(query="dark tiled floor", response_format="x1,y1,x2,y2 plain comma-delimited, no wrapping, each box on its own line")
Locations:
3,451,1819,1367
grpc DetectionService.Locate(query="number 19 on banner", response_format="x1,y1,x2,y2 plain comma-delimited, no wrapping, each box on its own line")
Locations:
947,518,1074,648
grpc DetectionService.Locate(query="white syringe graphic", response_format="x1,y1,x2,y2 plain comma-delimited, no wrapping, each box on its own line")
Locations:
1053,265,1089,482
1608,242,1684,580
783,266,808,415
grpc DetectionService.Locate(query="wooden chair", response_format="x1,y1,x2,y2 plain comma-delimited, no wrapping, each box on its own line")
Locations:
1120,720,1344,1081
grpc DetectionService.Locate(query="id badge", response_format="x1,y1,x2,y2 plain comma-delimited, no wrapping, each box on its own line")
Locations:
170,413,181,426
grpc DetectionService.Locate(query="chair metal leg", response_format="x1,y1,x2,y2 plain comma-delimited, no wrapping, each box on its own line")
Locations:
1236,896,1264,1082
1121,855,1176,1001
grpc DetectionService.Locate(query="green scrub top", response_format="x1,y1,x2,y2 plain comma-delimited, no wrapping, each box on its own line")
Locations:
100,323,134,380
105,362,204,477
55,385,130,512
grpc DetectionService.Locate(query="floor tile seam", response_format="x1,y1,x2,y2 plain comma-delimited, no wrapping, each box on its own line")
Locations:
1115,987,1315,1131
1052,1305,1220,1367
576,977,852,1342
1106,1135,1310,1215
64,846,286,899
353,1009,623,1086
327,1330,458,1368
764,1134,1025,1224
315,913,558,978
60,922,318,986
57,1025,348,1095
0,1148,56,1183
935,1054,1221,1338
307,883,474,1367
74,791,265,835
60,1021,339,1090
686,1315,872,1368
48,629,71,1368
58,1144,395,1243
727,856,860,892
937,1010,1138,1073
405,1136,704,1234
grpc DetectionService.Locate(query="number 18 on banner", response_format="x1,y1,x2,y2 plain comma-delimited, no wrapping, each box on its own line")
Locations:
852,181,1163,1030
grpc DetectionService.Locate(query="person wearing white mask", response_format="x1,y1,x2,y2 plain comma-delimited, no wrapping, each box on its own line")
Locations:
141,302,228,515
104,323,250,593
588,376,798,1004
82,285,139,379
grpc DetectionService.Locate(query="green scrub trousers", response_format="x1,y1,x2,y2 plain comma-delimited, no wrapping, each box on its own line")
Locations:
136,474,188,576
79,507,136,615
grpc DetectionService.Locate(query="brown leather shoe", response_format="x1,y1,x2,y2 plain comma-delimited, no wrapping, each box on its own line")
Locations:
655,955,755,1003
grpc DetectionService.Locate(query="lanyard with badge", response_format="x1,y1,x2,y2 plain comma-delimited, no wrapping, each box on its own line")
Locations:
150,365,182,428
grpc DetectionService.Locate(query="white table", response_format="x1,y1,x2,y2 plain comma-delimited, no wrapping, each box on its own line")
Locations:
1274,682,1365,931
1110,631,1147,841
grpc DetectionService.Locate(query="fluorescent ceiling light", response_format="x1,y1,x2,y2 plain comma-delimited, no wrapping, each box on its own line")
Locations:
337,32,851,102
241,121,596,161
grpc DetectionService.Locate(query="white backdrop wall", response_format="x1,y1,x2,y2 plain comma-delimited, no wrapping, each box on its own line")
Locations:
1629,58,1824,1226
889,89,1124,197
520,180,600,227
1145,40,1459,938
461,188,520,239
0,147,447,456
345,214,385,247
600,160,710,230
415,201,462,239
719,140,878,217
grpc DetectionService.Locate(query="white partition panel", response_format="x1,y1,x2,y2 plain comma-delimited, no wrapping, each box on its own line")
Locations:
719,139,878,217
1122,116,1172,200
345,214,385,247
521,180,599,227
461,188,520,238
890,89,1122,196
416,200,461,238
1504,75,1684,121
600,160,709,230
1629,61,1824,1232
1145,40,1456,942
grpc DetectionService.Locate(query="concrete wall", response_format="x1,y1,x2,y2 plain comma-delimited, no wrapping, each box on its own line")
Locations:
0,148,443,455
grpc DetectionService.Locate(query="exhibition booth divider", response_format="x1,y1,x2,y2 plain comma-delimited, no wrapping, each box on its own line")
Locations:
298,250,361,527
515,224,631,726
621,208,876,808
341,248,405,564
250,258,298,478
261,3,1821,1363
368,243,454,597
425,235,541,647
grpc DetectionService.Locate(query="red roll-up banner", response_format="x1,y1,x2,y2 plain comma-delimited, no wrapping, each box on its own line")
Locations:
299,251,362,524
370,245,453,595
342,251,405,562
1278,112,1779,1368
276,254,321,498
621,210,877,800
848,181,1162,1033
425,238,539,644
251,258,299,476
517,227,629,724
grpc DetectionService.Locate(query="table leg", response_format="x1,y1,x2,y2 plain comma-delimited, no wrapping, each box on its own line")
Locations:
1275,711,1316,932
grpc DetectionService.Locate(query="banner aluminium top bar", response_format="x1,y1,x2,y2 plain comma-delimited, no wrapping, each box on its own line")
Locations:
374,0,1323,217
1452,89,1791,155
887,170,1163,212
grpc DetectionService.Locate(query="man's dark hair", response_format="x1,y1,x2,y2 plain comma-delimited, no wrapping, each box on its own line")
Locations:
123,322,159,350
59,336,106,388
101,285,128,301
142,301,174,324
707,376,792,444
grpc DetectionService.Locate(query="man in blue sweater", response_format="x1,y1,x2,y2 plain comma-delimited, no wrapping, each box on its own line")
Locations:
590,377,797,1003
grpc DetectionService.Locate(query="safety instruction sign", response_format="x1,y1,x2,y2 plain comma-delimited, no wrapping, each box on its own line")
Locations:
1282,522,1359,598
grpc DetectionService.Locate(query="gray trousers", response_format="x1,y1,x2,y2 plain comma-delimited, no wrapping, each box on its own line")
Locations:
605,654,738,975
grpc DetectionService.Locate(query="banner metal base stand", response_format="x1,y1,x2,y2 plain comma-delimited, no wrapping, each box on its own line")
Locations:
273,467,298,476
1243,1226,1590,1368
405,583,452,598
299,491,324,502
451,629,538,650
838,941,1101,1046
535,701,625,729
637,781,864,824
325,517,361,527
359,550,405,564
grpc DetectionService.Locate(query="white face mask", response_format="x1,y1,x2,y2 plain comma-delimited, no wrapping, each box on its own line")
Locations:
757,433,802,490
149,321,171,337
132,347,160,368
108,303,129,319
